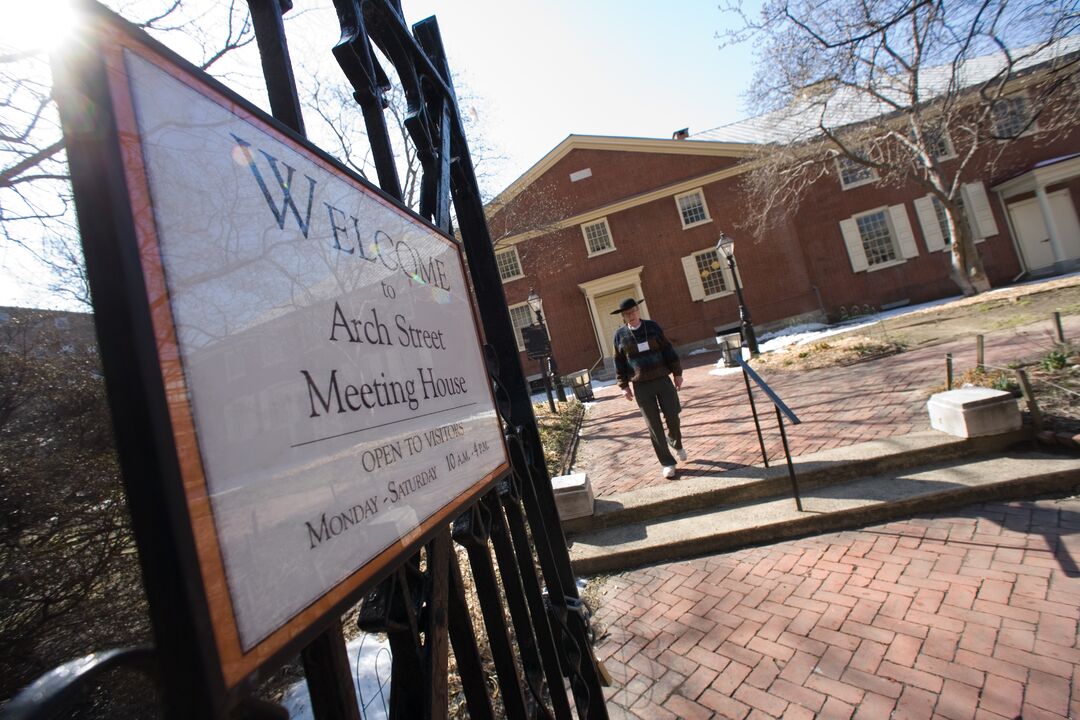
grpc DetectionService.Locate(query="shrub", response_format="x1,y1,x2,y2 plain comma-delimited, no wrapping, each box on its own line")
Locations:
1042,349,1068,371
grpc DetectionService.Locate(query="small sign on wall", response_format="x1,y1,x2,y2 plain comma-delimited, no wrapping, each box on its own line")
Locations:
52,5,509,706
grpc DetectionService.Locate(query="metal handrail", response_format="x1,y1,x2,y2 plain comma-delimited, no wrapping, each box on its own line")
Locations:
735,357,804,511
738,359,801,425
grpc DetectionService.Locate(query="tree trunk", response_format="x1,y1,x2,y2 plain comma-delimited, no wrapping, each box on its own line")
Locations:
946,207,990,296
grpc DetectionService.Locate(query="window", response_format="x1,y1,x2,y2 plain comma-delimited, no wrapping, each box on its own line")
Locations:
839,205,919,272
857,211,899,266
915,185,996,254
680,248,734,301
508,303,535,350
495,247,524,282
581,218,615,256
674,189,711,228
925,127,955,160
992,95,1035,138
835,154,877,189
696,250,728,295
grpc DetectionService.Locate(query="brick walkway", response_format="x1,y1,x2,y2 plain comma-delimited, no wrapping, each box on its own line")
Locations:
593,497,1080,719
575,313,1079,498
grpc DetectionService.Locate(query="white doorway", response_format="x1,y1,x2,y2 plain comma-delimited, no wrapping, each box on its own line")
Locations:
1007,191,1080,272
594,288,639,359
578,266,646,374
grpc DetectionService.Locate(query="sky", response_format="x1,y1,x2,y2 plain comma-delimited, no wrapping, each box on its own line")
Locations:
385,0,760,191
0,0,761,309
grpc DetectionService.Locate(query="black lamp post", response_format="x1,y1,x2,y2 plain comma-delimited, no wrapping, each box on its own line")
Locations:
717,232,759,357
526,287,566,409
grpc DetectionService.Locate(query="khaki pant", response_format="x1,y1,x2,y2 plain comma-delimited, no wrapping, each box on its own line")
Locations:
633,376,682,466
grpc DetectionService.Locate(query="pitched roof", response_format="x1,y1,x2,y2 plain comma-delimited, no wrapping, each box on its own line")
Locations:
488,134,756,211
690,36,1080,145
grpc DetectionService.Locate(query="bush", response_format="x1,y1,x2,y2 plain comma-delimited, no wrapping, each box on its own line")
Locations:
1042,349,1069,371
0,313,152,713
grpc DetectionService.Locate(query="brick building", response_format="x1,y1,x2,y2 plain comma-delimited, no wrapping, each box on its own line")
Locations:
485,53,1080,379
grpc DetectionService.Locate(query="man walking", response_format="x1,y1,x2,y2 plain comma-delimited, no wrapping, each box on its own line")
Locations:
612,298,685,479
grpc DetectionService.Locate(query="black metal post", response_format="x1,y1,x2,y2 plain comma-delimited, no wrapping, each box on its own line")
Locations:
533,305,564,406
540,357,556,413
727,253,759,356
549,354,567,403
741,365,770,468
775,406,803,512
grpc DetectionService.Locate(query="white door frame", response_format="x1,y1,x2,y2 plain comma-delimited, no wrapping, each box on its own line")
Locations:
578,266,646,363
994,155,1080,271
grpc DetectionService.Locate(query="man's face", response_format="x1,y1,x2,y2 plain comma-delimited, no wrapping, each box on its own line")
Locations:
621,307,640,325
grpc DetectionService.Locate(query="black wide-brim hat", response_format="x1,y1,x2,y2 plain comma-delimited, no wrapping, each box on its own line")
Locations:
611,298,645,315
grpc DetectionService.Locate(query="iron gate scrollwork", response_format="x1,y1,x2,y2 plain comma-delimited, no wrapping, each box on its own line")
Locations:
4,0,609,718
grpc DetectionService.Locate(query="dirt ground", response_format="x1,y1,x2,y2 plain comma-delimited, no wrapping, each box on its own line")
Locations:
754,275,1080,373
753,274,1080,433
846,274,1080,349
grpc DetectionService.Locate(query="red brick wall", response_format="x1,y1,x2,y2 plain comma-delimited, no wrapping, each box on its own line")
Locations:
790,124,1080,316
502,168,820,373
488,148,741,239
492,123,1080,375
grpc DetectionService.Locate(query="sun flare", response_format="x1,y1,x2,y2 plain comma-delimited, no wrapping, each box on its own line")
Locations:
0,0,78,54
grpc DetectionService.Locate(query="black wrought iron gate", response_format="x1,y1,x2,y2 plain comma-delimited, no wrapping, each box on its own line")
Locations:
3,1,608,718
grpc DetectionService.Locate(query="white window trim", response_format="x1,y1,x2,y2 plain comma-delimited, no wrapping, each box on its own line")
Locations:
992,93,1038,139
673,188,712,229
839,204,919,273
581,217,616,258
930,130,956,161
507,301,539,351
681,248,736,302
835,155,879,190
495,246,525,283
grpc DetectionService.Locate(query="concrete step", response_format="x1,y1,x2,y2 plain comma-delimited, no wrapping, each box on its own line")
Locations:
568,450,1080,575
562,429,1031,536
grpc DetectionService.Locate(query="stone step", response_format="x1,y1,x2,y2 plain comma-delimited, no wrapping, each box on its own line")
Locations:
568,450,1080,575
562,429,1030,536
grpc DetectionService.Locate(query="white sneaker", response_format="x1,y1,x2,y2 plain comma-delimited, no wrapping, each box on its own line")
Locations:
676,447,688,462
662,465,676,479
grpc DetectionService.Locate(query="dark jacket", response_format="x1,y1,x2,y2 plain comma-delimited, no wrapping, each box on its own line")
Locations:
613,320,682,390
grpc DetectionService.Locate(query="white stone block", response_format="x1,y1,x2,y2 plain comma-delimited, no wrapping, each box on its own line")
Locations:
927,388,1022,438
551,472,594,520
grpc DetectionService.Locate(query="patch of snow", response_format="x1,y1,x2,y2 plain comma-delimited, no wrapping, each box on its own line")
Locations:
282,634,391,720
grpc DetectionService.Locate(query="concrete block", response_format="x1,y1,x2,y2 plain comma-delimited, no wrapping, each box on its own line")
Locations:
927,388,1022,438
552,472,594,520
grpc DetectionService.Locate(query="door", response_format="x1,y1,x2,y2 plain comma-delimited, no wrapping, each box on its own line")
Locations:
1050,191,1080,259
1009,191,1080,271
594,288,638,359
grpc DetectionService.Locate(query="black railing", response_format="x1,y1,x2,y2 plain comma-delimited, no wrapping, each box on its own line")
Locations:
736,357,804,511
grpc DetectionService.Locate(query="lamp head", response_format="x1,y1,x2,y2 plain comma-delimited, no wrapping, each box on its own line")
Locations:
526,287,543,315
716,232,735,259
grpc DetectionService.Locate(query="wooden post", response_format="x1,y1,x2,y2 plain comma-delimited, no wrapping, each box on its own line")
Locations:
1015,369,1044,431
976,335,984,372
946,353,953,390
1053,312,1066,345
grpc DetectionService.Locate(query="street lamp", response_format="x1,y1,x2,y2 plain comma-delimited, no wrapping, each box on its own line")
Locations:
526,287,567,408
716,232,759,357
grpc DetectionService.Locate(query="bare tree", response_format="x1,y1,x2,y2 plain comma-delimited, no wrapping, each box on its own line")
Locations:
301,62,506,212
719,0,1080,295
0,0,257,307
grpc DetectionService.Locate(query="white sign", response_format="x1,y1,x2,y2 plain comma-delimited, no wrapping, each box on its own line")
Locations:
121,50,508,651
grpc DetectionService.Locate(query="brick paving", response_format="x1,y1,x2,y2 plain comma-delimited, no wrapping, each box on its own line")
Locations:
592,497,1080,719
575,313,1080,498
